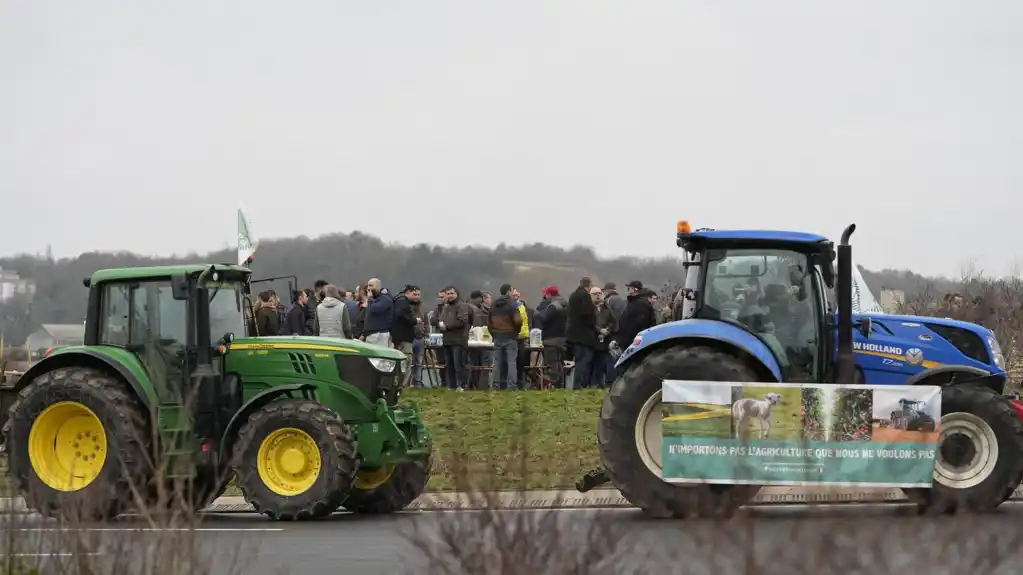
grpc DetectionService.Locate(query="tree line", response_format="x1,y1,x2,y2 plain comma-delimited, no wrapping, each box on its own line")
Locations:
0,230,960,346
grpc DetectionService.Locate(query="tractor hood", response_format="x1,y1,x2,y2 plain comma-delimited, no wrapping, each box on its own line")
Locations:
228,335,406,360
857,311,995,337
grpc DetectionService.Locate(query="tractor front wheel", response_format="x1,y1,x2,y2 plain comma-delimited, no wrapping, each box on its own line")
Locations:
232,399,357,521
341,454,432,514
597,345,762,519
3,367,151,520
903,384,1023,513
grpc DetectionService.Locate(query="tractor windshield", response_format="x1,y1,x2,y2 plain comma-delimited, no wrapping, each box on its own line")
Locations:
702,248,820,382
207,281,246,342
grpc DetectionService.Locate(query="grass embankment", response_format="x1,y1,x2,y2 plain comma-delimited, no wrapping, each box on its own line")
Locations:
410,389,605,491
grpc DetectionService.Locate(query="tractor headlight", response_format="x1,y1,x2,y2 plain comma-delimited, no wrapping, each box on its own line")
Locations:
368,357,397,373
988,336,1006,370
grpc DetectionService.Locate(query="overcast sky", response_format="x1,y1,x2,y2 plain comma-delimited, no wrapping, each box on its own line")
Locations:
1,1,1018,278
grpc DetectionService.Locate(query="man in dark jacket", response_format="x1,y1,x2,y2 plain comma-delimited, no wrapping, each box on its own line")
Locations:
347,284,363,330
303,288,317,335
601,282,626,385
283,290,311,336
538,286,568,388
487,284,523,390
254,291,278,336
362,277,394,347
409,291,428,387
592,287,618,388
466,290,492,389
391,285,422,379
603,282,627,321
431,286,472,390
314,280,329,304
566,277,599,389
615,288,659,353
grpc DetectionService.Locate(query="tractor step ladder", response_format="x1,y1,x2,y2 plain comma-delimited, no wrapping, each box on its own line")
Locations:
156,404,196,479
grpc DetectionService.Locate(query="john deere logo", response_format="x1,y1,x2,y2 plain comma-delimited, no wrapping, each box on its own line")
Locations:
905,348,924,365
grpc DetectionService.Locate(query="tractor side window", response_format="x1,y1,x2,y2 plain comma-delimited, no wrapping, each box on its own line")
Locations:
702,249,820,382
99,284,131,346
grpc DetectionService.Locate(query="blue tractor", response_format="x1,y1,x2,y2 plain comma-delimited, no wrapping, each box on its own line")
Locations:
579,222,1023,517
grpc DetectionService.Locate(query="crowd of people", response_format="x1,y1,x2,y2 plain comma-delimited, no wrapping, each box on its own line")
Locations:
248,276,665,391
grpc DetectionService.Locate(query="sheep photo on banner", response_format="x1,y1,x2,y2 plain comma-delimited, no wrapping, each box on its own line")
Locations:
660,380,942,487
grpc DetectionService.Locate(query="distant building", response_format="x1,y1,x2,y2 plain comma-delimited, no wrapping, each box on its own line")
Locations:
23,324,85,353
879,288,905,314
0,268,36,302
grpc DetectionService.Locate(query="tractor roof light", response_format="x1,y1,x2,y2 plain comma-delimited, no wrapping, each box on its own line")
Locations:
677,220,692,234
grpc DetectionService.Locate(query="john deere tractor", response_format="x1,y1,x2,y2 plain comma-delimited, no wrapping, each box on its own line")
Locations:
0,264,432,521
579,222,1023,517
890,399,937,432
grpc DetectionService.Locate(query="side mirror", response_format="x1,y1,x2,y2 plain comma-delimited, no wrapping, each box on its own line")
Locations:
856,317,873,339
171,274,190,300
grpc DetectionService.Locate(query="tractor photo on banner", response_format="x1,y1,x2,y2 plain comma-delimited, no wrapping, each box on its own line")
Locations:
661,380,942,487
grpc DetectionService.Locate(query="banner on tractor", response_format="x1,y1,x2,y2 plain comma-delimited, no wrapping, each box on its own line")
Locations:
661,380,942,488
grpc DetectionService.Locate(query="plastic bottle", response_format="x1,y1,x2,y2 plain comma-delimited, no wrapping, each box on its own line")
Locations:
529,328,542,348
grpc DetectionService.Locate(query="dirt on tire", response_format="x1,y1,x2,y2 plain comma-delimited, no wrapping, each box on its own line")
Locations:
598,345,763,519
342,454,432,514
3,366,152,521
232,398,356,521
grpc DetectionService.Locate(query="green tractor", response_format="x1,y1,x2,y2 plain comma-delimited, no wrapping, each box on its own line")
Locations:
0,264,432,521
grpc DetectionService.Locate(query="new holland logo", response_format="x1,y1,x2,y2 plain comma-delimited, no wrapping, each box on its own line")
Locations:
905,348,924,365
853,342,904,356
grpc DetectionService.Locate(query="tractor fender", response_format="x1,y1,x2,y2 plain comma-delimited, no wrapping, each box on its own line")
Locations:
12,350,154,410
904,365,1005,393
615,319,783,382
218,383,318,462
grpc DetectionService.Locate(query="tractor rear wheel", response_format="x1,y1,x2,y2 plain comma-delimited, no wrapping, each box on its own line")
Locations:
341,454,432,514
232,399,357,520
598,345,762,519
903,384,1023,513
3,367,151,520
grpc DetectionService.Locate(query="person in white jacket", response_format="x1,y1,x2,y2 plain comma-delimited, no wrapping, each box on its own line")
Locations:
317,284,353,339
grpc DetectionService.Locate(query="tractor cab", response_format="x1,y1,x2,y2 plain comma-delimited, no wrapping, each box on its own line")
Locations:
664,220,843,384
79,264,251,449
900,398,926,410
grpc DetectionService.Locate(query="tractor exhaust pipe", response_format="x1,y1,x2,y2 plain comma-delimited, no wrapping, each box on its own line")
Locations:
836,224,856,385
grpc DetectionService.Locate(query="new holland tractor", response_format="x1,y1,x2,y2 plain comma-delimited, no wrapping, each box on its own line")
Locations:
579,222,1023,517
0,264,432,521
890,398,937,432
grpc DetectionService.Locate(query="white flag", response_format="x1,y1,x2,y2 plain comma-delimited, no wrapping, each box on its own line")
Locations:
851,261,884,314
237,209,259,266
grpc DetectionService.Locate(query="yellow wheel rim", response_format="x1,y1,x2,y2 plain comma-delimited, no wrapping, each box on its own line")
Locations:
355,464,395,490
256,427,322,496
28,401,108,492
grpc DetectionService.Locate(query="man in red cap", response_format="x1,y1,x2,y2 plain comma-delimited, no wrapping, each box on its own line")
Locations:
536,285,569,388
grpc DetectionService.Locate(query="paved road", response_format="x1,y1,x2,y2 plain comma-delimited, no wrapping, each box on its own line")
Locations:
6,503,1023,574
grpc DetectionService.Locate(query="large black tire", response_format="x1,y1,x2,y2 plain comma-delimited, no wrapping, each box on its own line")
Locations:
903,384,1023,514
908,414,936,433
341,454,432,514
597,345,763,519
2,367,152,520
232,399,357,521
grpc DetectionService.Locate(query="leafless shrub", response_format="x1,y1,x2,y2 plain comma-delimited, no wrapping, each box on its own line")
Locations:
900,267,1023,387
